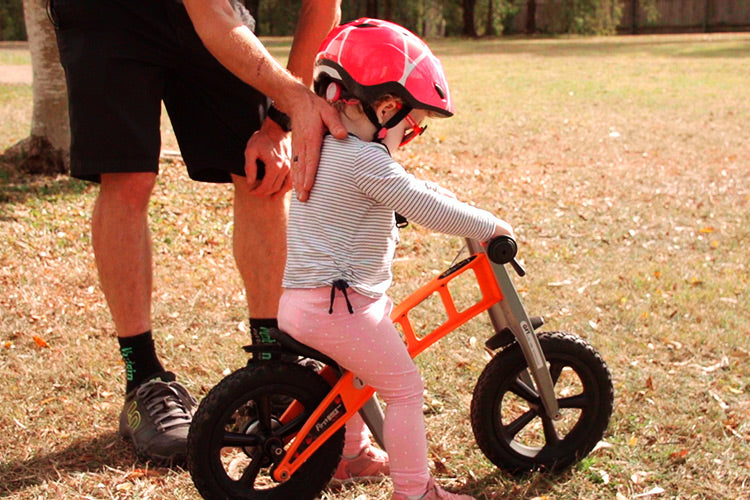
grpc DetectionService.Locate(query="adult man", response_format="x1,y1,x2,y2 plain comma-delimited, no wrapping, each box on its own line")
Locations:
52,0,345,465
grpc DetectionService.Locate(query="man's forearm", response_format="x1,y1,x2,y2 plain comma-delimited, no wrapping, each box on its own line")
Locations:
182,0,308,110
287,0,341,86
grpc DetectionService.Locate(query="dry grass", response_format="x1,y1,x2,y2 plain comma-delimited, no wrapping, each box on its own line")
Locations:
1,33,749,499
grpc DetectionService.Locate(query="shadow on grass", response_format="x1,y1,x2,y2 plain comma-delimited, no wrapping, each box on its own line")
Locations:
0,431,180,496
463,468,569,499
0,162,93,212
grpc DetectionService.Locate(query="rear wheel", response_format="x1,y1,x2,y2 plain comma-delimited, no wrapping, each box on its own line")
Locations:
471,331,613,473
188,363,344,499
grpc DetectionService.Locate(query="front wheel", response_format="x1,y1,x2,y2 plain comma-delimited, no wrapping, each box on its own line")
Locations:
471,331,613,474
187,363,344,500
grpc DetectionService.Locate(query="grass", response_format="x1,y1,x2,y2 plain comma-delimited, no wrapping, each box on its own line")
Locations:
1,33,749,499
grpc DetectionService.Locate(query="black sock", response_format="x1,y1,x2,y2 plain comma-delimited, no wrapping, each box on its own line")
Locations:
249,318,278,360
118,331,165,393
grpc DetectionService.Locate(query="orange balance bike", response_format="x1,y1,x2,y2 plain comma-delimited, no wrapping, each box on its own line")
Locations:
187,235,614,499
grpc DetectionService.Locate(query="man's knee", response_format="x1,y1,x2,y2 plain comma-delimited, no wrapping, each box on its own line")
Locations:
98,173,157,213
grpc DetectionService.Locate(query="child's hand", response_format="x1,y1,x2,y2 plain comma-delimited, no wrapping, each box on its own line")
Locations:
492,219,515,240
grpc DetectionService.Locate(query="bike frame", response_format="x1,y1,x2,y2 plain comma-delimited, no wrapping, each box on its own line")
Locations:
270,238,561,482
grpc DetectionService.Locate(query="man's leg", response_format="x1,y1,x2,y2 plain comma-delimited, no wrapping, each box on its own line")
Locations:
231,175,288,326
93,172,196,466
92,173,155,339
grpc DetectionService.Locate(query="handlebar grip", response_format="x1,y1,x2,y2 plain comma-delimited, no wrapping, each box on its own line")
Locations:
486,235,518,264
487,235,526,276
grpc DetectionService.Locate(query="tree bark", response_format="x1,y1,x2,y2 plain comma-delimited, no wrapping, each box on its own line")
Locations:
423,0,445,37
383,0,392,21
526,0,536,34
462,0,477,37
485,0,496,36
13,0,70,175
366,0,378,19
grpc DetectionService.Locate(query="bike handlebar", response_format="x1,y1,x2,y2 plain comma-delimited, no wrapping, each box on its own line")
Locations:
486,235,526,277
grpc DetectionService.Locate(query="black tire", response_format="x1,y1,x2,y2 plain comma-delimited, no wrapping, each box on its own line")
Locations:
471,331,613,474
188,363,344,500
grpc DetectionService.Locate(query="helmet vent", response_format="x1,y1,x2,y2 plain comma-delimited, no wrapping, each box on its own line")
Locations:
434,83,446,99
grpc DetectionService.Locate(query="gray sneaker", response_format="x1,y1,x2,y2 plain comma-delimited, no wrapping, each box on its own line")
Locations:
118,372,197,466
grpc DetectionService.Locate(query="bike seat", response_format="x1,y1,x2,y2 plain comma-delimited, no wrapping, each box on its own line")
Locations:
267,328,339,369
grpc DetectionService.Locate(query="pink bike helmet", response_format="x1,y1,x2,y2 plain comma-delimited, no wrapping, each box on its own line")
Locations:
314,18,454,137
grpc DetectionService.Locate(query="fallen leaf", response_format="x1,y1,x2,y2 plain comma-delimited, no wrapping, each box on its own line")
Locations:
32,335,50,348
634,486,665,497
669,449,688,463
547,279,572,287
432,457,449,474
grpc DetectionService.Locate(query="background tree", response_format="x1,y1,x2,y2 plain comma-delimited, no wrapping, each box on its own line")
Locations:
484,0,496,36
0,0,27,40
4,0,69,175
462,0,478,36
526,0,536,33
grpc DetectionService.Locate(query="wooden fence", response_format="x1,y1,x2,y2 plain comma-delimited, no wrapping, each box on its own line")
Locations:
508,0,750,34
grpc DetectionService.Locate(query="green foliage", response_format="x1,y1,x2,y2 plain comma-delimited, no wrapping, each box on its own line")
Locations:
474,0,524,36
0,0,26,41
255,0,300,35
547,0,623,35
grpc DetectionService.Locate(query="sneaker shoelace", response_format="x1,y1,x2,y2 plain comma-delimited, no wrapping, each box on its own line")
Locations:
136,381,194,432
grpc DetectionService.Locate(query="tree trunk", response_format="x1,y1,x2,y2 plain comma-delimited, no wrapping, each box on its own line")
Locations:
244,0,260,32
423,0,445,37
526,0,536,34
11,0,70,175
366,0,378,18
462,0,477,37
383,0,392,20
485,0,496,36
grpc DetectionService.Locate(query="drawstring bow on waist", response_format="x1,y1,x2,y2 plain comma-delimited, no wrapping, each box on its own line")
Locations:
329,279,354,314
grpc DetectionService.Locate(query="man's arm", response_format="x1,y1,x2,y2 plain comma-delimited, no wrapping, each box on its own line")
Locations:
182,0,304,105
182,0,346,199
287,0,341,87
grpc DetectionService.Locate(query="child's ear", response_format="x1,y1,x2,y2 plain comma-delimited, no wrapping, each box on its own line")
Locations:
376,99,399,118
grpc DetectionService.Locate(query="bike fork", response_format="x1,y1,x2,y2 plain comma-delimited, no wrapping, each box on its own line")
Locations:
466,239,562,420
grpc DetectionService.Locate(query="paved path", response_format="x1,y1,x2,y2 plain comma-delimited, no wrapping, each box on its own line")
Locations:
0,65,31,84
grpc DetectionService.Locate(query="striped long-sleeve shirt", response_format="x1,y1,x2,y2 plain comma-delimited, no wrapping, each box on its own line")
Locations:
283,134,498,298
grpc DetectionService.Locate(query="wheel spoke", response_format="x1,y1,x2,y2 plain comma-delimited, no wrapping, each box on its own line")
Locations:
505,409,537,439
548,361,565,384
510,373,540,403
222,431,262,448
255,395,272,431
274,412,308,438
558,393,589,410
238,449,264,487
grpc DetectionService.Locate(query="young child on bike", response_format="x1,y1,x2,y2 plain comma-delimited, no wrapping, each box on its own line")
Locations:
278,18,513,500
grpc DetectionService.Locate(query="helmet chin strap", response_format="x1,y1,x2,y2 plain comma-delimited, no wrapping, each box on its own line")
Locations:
363,104,413,142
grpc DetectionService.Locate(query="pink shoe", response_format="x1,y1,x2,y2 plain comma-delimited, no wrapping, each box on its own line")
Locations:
332,445,390,483
391,478,476,500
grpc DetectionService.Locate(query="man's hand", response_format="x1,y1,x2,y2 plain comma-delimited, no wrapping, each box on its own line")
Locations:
244,118,292,197
286,92,347,202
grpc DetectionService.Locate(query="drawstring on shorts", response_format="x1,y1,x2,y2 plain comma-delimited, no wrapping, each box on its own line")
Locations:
329,279,354,314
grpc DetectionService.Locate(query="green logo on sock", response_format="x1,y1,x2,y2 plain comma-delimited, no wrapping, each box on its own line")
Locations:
121,347,135,382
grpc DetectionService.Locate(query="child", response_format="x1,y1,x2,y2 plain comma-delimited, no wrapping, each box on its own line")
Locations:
278,18,513,500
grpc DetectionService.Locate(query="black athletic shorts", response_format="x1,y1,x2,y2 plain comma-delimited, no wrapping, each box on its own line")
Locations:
50,0,268,183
